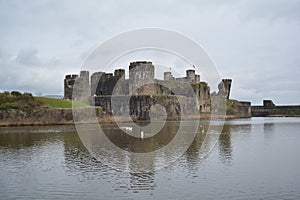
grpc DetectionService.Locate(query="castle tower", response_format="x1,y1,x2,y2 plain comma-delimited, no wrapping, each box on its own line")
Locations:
218,79,232,99
80,70,89,85
72,70,90,102
91,72,104,96
129,61,155,95
114,69,125,81
164,71,174,81
186,69,196,82
113,69,126,95
64,74,78,100
195,74,200,83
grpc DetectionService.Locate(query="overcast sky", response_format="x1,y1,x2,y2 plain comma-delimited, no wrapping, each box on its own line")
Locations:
0,0,299,104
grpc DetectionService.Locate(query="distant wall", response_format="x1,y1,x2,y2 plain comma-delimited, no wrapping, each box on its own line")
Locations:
252,105,300,117
251,100,300,117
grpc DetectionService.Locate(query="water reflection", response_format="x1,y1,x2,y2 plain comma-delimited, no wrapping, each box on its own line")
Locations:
63,131,102,178
185,125,207,169
0,125,75,148
228,124,252,135
0,123,233,187
218,125,232,164
0,131,50,148
61,129,157,192
1,118,300,199
128,172,156,192
101,122,179,153
263,123,275,134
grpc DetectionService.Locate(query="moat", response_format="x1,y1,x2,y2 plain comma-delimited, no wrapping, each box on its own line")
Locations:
1,117,300,200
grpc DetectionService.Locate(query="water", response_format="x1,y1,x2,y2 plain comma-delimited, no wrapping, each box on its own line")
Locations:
0,117,300,199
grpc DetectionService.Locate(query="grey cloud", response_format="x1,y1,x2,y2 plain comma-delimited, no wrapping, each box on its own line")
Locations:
0,0,299,104
0,48,74,95
239,0,300,22
16,49,39,66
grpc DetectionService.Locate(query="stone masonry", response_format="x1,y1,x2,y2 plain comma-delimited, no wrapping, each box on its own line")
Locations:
64,61,235,119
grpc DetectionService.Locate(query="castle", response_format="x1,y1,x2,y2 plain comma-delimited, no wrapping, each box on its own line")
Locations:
64,61,233,120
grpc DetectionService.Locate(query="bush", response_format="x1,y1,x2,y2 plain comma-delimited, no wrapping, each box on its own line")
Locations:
23,92,33,97
0,102,20,110
0,91,37,110
22,92,34,100
11,91,22,96
0,93,5,105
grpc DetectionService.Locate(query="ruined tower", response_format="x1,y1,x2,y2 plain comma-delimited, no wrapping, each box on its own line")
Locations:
72,70,90,102
164,71,174,81
90,72,104,96
186,69,196,82
64,74,78,100
129,61,155,95
218,79,232,99
195,74,200,83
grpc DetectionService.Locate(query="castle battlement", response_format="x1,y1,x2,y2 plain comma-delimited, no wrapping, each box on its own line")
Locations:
64,61,232,118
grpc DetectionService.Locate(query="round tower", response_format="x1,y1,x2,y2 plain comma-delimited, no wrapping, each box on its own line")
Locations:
186,69,196,82
64,74,78,100
129,61,155,95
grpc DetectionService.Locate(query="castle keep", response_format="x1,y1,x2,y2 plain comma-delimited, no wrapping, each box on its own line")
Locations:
64,61,236,120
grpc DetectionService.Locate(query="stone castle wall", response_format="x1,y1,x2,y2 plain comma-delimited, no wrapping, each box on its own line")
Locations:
252,100,300,117
94,95,199,120
64,61,234,120
229,101,251,118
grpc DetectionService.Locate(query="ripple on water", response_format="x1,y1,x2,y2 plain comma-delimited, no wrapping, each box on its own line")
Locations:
1,120,300,199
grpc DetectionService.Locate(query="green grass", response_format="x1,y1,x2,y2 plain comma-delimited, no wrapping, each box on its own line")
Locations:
0,91,90,110
36,97,89,108
226,99,239,115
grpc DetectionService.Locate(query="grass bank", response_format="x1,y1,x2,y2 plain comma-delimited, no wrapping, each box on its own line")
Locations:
36,97,88,108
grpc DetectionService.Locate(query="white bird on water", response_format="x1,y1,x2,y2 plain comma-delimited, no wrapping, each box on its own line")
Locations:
141,131,144,139
120,126,133,131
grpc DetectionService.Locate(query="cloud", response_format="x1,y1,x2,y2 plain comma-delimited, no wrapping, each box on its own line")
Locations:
238,0,300,22
0,0,299,104
16,49,39,66
0,48,75,95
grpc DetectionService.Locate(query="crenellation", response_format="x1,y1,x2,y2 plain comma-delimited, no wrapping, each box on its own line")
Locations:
129,61,155,95
186,69,196,82
65,61,234,119
164,72,174,81
64,74,79,100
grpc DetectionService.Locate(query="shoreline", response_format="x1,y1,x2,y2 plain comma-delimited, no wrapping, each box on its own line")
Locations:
1,108,299,128
2,115,300,127
0,114,251,127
